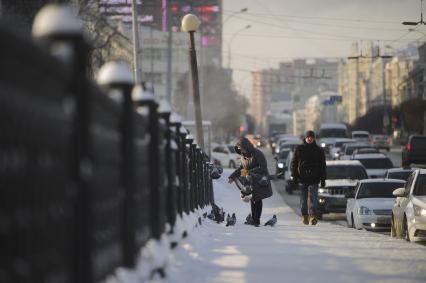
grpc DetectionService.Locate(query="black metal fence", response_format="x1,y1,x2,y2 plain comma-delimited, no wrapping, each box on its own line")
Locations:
0,18,214,283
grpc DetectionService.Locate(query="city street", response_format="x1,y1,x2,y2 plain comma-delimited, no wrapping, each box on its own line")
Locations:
3,1,426,283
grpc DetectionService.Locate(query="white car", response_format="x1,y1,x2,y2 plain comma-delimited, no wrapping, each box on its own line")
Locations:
351,130,371,144
211,144,240,168
346,179,406,230
351,153,393,178
391,169,426,242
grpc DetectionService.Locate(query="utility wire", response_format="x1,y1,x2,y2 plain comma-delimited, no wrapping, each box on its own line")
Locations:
222,9,401,25
223,12,404,32
225,13,395,41
222,32,416,42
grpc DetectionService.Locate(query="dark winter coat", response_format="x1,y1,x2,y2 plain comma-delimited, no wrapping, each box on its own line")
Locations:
229,137,273,201
291,139,326,185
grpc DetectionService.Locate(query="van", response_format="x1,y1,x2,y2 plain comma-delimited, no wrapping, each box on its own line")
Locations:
319,123,349,139
402,135,426,166
318,123,349,155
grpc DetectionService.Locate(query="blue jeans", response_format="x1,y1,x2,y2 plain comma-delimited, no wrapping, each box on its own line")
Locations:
299,183,319,217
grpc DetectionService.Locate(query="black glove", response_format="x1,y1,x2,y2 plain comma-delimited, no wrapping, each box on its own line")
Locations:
320,180,326,188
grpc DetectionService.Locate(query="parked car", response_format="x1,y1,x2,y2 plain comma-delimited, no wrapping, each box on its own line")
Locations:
371,134,391,151
351,130,371,144
391,169,426,242
211,144,240,168
385,168,417,181
317,160,368,218
275,149,291,178
351,153,393,178
402,135,426,167
346,179,406,230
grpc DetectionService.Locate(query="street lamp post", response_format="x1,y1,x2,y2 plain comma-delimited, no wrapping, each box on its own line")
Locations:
181,14,204,150
227,24,251,69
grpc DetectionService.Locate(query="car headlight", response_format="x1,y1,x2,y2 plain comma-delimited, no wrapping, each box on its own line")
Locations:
275,148,280,153
414,204,426,217
318,188,327,194
321,142,326,148
334,152,340,157
277,162,284,169
272,142,276,147
357,206,372,215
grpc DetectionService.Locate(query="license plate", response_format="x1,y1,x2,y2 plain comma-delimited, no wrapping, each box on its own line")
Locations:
377,217,390,224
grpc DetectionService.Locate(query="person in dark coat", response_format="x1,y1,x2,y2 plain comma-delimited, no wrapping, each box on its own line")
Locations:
228,137,273,226
291,130,326,225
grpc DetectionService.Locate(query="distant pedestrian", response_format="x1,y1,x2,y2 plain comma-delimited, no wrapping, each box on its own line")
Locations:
291,130,326,225
228,137,272,227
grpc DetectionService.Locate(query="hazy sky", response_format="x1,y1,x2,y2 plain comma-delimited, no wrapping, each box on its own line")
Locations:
221,0,423,97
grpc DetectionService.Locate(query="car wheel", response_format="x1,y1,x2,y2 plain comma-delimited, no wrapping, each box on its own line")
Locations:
286,186,293,195
350,214,355,228
317,213,323,220
229,160,236,169
403,216,411,242
391,215,397,238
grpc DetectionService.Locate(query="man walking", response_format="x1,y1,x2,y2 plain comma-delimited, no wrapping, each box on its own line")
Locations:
291,131,326,225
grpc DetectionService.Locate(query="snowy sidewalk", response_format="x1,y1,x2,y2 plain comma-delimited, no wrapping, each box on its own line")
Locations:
163,169,426,283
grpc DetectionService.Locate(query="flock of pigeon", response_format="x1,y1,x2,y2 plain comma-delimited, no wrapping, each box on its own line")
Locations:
205,203,277,227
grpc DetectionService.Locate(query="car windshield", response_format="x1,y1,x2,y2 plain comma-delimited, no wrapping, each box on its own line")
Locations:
320,129,348,138
353,133,369,138
354,148,379,154
413,174,426,196
326,165,368,180
373,135,386,141
335,141,355,147
357,182,404,199
387,171,412,181
278,150,290,159
358,158,393,169
345,145,371,155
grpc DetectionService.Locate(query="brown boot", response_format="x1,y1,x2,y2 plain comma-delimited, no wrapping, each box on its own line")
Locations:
310,216,318,226
302,215,309,225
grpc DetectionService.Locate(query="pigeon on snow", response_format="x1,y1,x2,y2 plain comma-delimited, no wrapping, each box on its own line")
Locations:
244,213,254,225
207,209,215,220
226,213,236,226
264,215,277,227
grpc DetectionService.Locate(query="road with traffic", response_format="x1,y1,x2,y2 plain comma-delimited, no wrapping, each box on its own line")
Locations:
266,146,403,230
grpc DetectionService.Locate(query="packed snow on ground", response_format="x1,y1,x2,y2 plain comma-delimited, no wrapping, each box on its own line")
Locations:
108,169,426,283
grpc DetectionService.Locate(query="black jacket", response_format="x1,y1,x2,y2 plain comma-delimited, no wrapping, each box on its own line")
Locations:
229,137,273,201
291,140,326,184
